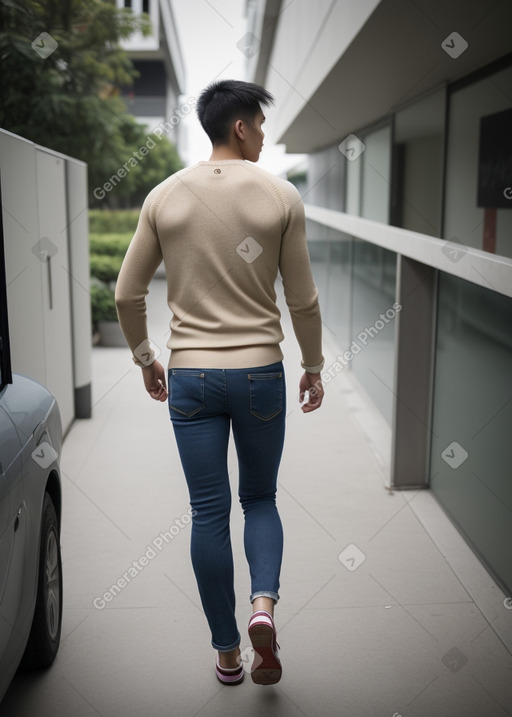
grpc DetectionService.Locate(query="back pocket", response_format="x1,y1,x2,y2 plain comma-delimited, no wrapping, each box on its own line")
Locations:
248,372,283,421
169,371,205,417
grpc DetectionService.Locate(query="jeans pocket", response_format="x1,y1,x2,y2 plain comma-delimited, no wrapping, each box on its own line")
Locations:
169,370,206,418
248,372,284,421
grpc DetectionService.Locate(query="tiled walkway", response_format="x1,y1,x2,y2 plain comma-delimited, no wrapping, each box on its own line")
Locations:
3,278,512,716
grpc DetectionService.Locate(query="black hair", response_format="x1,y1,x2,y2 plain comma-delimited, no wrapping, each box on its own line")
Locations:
196,79,274,145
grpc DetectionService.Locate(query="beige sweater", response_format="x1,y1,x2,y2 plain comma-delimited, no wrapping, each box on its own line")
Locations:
115,160,324,371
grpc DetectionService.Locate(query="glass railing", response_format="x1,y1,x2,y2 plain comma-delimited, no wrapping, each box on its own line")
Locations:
306,219,397,423
305,204,512,594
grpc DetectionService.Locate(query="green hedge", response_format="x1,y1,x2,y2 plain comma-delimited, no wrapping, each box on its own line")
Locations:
89,211,139,327
89,254,124,284
89,209,140,234
89,233,132,257
90,284,118,325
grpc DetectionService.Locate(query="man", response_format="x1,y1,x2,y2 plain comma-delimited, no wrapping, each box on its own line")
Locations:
115,79,324,686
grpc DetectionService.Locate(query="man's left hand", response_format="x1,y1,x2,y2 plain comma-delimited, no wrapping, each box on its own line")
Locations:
141,360,168,401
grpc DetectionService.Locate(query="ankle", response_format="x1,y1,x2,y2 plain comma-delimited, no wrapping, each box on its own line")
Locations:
252,596,275,617
217,646,241,669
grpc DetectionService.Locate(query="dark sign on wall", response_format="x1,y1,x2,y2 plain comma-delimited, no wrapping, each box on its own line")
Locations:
477,107,512,209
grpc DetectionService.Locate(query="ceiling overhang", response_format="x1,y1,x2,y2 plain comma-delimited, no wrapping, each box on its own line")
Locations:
268,0,512,153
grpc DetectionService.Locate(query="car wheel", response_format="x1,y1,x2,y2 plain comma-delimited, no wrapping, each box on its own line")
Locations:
21,492,63,668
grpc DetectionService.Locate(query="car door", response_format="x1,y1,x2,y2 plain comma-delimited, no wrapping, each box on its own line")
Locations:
0,399,25,662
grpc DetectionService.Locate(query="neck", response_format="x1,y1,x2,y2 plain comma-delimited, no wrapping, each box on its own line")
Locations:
209,142,244,161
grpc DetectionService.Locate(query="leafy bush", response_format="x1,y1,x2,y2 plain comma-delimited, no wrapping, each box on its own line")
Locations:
89,254,124,284
89,212,138,329
0,0,152,206
89,233,132,256
90,284,118,325
89,210,140,234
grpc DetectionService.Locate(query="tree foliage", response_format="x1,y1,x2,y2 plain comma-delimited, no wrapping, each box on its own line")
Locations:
0,0,183,206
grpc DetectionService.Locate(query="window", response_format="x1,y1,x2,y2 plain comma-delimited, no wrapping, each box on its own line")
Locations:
444,62,512,258
391,88,446,236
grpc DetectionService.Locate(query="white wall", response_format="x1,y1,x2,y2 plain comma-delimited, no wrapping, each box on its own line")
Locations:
0,130,91,433
35,149,75,429
263,0,381,146
116,0,159,51
67,160,93,402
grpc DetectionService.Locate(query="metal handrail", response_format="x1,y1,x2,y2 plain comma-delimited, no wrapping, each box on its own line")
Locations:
304,204,512,300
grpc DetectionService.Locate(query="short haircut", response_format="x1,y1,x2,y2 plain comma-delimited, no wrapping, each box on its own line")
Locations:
196,79,274,145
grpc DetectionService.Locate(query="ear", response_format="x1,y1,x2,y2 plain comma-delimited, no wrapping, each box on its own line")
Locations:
234,119,246,141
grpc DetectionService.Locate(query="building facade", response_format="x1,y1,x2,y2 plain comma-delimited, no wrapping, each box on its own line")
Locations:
248,0,512,593
116,0,185,150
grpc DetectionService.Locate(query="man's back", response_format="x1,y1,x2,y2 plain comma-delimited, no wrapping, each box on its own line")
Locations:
116,159,322,370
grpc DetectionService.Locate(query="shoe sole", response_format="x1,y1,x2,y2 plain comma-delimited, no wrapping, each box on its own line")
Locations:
215,671,244,686
215,660,244,686
249,623,282,685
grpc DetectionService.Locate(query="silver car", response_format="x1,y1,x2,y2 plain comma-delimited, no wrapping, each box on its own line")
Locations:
0,371,63,702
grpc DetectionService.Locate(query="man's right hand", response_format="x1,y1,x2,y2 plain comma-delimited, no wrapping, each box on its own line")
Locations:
299,372,324,413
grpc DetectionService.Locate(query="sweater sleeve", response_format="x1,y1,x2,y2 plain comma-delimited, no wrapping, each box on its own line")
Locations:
115,193,163,367
278,185,325,373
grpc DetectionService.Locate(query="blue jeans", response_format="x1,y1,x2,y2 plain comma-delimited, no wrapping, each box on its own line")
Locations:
168,361,285,651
